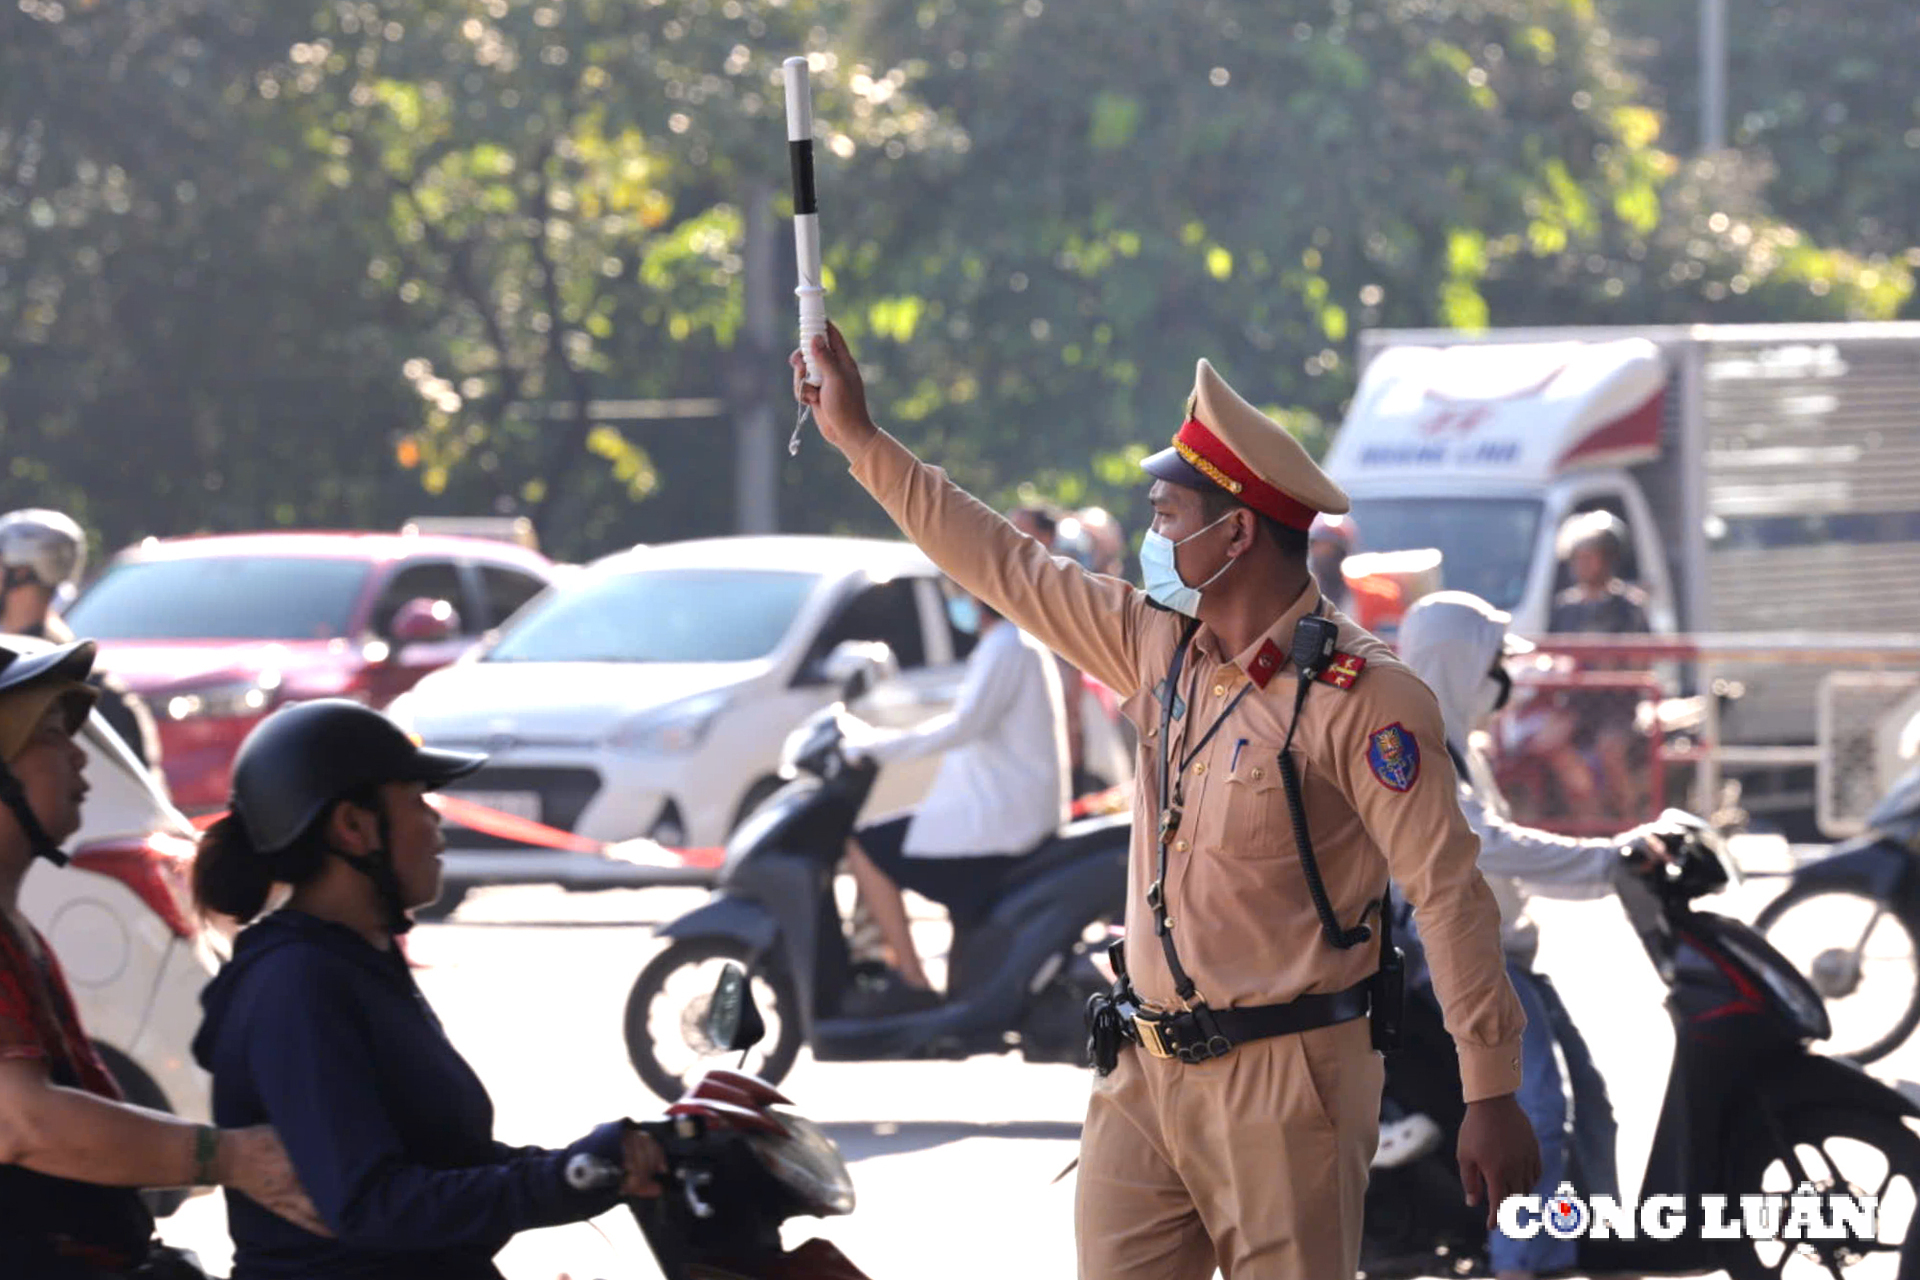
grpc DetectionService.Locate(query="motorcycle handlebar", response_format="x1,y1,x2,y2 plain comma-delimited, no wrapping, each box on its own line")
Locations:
566,1152,625,1193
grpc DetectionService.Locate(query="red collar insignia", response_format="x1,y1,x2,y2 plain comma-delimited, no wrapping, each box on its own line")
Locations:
1247,639,1284,689
1317,651,1366,690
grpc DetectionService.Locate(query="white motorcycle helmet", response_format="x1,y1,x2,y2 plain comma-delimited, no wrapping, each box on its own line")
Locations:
0,509,86,593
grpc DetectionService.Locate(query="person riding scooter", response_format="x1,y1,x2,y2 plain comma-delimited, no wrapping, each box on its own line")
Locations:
839,593,1070,1011
190,700,667,1278
1393,591,1669,1280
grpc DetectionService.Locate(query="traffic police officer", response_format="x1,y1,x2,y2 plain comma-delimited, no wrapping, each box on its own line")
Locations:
793,326,1539,1280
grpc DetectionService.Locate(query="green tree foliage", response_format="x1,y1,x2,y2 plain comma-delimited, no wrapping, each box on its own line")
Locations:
0,0,1909,564
1605,0,1920,271
831,0,1909,532
0,0,419,553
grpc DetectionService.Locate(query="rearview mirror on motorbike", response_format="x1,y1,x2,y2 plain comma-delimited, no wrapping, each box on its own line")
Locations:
814,640,899,702
706,963,767,1055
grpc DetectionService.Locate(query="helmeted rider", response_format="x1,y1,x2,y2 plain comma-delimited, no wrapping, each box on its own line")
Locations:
190,699,666,1278
1308,512,1404,634
0,638,328,1276
0,510,161,775
1393,591,1673,1280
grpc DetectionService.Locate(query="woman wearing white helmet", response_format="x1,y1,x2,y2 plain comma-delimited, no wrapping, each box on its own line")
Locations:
0,511,162,775
0,509,87,636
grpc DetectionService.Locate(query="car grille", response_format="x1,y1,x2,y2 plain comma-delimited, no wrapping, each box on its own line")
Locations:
440,766,603,849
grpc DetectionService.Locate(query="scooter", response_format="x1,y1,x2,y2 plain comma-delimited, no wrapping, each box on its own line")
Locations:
1363,812,1920,1280
1757,763,1920,1063
576,965,875,1279
622,655,1130,1103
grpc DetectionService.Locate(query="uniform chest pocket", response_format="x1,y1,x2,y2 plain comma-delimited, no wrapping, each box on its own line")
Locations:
1215,742,1296,859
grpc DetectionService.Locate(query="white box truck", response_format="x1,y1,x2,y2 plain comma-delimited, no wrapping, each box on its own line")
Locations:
1323,322,1920,828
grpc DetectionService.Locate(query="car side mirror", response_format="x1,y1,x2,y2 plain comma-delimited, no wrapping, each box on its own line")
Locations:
818,640,898,701
390,597,460,646
705,963,766,1054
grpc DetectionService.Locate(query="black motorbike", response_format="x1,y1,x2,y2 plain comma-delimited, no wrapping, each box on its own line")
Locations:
1757,764,1920,1064
622,690,1130,1103
1363,813,1920,1280
577,966,875,1280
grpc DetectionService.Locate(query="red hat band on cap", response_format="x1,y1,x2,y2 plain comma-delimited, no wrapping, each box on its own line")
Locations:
1171,419,1318,531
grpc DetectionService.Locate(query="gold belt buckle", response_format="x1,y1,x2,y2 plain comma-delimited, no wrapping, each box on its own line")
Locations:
1134,1014,1173,1059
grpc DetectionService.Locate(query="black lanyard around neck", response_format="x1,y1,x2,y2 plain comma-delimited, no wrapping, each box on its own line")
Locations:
1149,610,1384,1007
1152,618,1238,1004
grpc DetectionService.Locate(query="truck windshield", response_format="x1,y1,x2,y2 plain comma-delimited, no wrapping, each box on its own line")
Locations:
1344,497,1542,611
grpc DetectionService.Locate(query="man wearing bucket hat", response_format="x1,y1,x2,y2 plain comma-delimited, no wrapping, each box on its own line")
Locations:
0,639,324,1276
794,326,1536,1279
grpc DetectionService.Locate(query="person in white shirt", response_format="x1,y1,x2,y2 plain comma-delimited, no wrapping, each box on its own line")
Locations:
1394,591,1673,1280
841,592,1070,998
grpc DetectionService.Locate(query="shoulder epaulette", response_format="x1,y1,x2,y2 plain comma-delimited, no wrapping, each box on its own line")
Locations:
1317,651,1366,690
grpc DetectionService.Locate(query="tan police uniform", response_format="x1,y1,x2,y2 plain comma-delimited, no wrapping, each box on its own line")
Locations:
843,358,1525,1279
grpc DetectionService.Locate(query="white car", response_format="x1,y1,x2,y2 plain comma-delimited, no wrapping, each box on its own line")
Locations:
391,535,1130,906
12,638,221,1214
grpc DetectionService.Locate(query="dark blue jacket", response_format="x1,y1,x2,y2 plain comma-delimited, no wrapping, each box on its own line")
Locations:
191,911,624,1279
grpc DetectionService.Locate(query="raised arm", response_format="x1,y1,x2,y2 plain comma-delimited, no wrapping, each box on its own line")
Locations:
795,327,1155,697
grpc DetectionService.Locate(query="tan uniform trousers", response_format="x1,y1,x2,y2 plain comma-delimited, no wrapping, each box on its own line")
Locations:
1075,1016,1384,1280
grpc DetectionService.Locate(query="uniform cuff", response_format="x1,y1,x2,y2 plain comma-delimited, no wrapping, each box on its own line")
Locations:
1458,1037,1525,1103
845,427,908,490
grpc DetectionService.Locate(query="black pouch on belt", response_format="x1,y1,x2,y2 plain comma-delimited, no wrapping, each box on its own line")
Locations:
1085,939,1130,1076
1370,902,1405,1055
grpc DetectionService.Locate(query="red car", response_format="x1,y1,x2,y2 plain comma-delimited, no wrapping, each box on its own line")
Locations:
64,532,556,813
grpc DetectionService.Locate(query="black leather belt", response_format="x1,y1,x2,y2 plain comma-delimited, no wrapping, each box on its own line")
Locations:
1123,979,1372,1064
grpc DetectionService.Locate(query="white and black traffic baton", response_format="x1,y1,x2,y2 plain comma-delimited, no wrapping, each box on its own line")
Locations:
784,55,826,455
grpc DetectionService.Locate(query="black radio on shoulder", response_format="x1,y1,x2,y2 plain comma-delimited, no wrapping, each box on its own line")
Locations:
1291,615,1340,682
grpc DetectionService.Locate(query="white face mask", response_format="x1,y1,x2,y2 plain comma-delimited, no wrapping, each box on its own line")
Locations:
1138,511,1240,616
1470,660,1514,726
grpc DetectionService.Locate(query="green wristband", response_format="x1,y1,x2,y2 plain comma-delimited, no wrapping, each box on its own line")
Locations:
193,1125,221,1186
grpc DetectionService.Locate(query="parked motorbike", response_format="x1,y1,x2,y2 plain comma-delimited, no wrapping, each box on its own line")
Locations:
1364,811,1920,1280
1756,764,1920,1064
576,965,874,1279
623,648,1130,1103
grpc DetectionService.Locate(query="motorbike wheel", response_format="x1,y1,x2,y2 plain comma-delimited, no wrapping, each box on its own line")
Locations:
1757,884,1920,1064
624,937,803,1104
1723,1106,1920,1280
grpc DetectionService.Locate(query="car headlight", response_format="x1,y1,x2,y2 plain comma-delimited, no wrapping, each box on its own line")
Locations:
160,674,280,722
603,692,731,755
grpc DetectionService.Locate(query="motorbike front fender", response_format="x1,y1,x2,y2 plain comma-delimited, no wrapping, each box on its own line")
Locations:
1751,1051,1920,1120
658,894,780,954
659,855,825,1026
